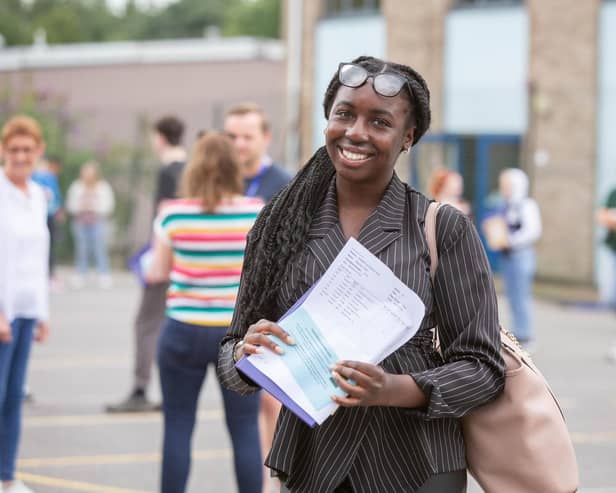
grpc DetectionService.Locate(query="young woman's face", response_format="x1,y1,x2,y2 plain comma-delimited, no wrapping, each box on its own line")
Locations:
325,82,415,189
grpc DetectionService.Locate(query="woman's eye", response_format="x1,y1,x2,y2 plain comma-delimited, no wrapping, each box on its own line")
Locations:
372,118,391,128
335,109,352,119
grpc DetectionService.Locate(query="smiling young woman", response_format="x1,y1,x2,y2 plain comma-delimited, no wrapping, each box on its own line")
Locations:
218,56,505,493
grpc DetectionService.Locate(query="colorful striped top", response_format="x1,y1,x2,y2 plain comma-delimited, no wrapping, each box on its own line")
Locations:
154,196,264,327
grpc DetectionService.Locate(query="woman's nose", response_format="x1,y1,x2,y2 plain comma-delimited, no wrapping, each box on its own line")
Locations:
345,118,369,141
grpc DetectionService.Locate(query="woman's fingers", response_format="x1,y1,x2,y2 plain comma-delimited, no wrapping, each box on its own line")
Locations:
236,319,295,359
250,320,295,345
330,361,388,407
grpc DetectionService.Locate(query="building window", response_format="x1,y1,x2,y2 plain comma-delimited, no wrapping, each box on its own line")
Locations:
324,0,381,17
454,0,522,7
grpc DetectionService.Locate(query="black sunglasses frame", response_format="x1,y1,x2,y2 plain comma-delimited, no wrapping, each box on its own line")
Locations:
337,62,413,100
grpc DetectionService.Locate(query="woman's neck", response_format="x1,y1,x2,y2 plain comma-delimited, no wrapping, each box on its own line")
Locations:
5,172,28,193
335,174,391,210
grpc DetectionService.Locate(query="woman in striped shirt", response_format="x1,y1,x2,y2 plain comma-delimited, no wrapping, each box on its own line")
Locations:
148,132,264,493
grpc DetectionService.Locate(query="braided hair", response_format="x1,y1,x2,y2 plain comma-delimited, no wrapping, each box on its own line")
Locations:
233,56,431,332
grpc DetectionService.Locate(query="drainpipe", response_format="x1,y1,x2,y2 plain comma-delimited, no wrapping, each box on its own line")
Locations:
285,0,303,171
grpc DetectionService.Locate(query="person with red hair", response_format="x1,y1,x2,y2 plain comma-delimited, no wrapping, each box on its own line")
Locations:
0,115,50,493
428,168,470,216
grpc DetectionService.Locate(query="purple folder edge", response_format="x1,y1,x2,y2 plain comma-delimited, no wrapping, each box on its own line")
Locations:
234,280,322,429
127,244,151,287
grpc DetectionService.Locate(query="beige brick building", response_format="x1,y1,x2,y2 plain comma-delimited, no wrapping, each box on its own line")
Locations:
286,0,613,293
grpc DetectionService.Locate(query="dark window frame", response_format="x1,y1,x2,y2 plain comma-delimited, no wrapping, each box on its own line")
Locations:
452,0,523,9
322,0,381,19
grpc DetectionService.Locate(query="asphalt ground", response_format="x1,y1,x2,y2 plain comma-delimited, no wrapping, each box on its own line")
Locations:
15,269,616,493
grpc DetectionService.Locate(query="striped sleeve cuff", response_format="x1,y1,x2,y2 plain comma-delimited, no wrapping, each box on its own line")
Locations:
217,338,261,395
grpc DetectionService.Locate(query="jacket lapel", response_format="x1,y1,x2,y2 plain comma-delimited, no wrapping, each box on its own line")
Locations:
357,174,405,258
306,174,407,271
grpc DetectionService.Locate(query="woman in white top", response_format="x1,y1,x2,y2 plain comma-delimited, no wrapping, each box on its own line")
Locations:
498,168,542,347
0,115,50,493
66,161,115,288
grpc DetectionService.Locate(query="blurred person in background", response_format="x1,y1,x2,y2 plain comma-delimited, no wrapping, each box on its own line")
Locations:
32,156,64,291
0,115,50,493
66,161,115,289
224,103,291,202
596,188,616,362
488,168,542,350
147,132,264,493
428,168,471,216
106,116,186,413
224,102,291,492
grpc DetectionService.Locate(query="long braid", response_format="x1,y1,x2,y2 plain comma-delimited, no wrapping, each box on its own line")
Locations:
235,56,431,331
236,147,335,329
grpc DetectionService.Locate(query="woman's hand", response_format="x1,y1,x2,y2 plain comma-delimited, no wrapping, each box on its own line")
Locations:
35,321,49,343
234,319,295,362
331,361,428,409
0,316,11,343
330,361,393,407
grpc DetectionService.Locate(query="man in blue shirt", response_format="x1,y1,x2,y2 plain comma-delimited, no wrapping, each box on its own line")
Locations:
32,155,64,286
224,103,292,202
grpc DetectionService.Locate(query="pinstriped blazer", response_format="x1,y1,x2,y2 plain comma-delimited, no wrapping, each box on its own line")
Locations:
218,173,505,493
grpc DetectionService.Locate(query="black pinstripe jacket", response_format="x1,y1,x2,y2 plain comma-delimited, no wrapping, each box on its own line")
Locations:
218,174,505,493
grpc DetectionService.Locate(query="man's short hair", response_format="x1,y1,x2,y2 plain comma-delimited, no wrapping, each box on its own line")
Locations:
1,115,43,146
225,102,271,134
154,116,185,146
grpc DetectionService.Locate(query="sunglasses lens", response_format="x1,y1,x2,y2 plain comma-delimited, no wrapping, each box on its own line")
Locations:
374,74,405,97
339,64,368,88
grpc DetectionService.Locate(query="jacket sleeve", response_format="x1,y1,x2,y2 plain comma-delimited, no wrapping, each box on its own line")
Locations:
408,208,505,419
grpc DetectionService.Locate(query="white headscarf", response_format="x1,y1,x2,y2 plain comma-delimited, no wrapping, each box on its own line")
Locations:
502,168,529,204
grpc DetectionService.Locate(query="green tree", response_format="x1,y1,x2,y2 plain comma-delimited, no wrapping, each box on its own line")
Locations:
0,0,282,47
224,0,281,39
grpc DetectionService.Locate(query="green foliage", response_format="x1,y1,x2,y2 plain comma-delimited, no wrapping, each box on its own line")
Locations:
224,0,281,39
0,0,282,46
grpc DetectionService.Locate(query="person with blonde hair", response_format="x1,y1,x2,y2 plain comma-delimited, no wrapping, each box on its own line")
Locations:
66,160,115,288
0,115,51,493
147,132,264,493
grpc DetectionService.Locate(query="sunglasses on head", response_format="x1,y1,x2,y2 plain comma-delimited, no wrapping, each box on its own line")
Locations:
338,62,412,99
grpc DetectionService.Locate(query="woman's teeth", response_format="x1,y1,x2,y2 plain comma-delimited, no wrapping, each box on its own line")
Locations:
341,149,369,161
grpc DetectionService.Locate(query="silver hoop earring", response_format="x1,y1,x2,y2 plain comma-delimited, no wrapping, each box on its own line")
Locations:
402,147,410,154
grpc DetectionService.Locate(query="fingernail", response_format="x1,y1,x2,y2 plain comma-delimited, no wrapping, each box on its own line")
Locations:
331,371,338,379
275,346,285,355
286,336,296,345
255,348,263,354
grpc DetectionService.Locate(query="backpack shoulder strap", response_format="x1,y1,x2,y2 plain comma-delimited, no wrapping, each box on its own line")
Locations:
425,201,443,281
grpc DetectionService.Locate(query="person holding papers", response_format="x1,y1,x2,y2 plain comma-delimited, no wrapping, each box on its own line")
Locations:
147,132,264,493
218,56,505,492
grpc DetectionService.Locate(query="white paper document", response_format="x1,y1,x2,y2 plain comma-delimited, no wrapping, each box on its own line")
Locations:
237,237,426,426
